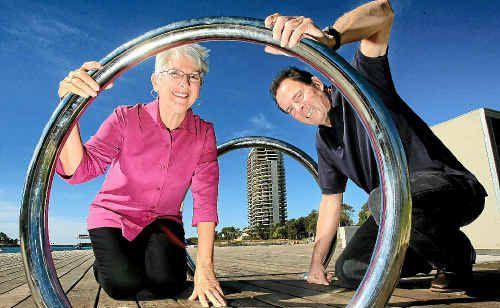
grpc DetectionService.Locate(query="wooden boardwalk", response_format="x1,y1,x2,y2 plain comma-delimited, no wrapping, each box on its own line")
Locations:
1,244,500,307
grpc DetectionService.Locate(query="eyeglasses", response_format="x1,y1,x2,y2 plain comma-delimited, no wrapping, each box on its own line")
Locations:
157,68,202,84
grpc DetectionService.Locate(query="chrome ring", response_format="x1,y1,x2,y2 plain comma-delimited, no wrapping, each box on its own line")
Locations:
20,17,411,307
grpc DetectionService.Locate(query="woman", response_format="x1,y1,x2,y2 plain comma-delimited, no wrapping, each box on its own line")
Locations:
56,44,226,307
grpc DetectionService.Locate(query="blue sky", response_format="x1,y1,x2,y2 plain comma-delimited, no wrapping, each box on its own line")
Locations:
1,0,498,243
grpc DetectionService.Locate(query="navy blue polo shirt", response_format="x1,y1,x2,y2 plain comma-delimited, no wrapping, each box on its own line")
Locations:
317,48,484,195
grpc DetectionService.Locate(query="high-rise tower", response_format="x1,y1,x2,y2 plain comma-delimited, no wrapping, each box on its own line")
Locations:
246,147,287,231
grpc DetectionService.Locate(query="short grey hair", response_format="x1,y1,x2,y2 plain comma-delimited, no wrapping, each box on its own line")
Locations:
154,44,210,76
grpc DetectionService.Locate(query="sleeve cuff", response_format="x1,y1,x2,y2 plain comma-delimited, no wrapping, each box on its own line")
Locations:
321,187,345,195
192,215,219,227
54,156,85,184
356,47,389,62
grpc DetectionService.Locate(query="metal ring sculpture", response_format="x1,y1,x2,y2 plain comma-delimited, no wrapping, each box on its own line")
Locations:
20,17,411,307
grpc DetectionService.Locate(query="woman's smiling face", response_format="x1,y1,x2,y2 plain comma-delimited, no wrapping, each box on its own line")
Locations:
152,54,202,115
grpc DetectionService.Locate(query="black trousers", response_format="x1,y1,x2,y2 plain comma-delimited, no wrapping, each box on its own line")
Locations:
89,219,187,300
335,171,485,288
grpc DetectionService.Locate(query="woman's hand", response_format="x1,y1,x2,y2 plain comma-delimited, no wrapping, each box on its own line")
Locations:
58,61,113,99
189,265,226,307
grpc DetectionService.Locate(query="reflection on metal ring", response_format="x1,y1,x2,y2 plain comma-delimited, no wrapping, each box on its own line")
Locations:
20,17,411,307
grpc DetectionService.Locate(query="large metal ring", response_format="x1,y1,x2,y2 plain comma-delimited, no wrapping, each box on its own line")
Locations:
20,17,411,307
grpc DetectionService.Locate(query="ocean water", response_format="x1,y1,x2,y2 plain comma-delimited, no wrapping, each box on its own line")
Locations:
0,246,92,253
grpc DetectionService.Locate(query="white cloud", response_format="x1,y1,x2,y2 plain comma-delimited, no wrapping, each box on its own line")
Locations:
250,113,274,130
231,113,275,138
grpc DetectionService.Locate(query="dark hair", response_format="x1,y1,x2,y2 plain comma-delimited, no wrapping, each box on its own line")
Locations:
270,66,314,113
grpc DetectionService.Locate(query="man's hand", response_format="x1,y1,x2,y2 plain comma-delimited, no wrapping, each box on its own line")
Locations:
306,194,343,285
189,265,226,307
307,263,333,285
264,13,336,54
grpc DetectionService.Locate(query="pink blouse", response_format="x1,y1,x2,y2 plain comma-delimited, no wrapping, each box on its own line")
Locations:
56,99,219,241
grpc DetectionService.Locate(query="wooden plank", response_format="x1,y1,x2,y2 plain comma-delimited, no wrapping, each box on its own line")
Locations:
0,252,86,286
253,274,352,306
224,288,277,308
241,275,350,307
0,253,86,294
0,254,72,284
138,299,184,308
221,280,331,308
66,262,100,308
170,286,202,308
137,301,180,307
0,253,94,307
393,287,469,301
0,280,31,307
215,261,303,280
0,256,25,275
0,266,23,276
266,271,471,307
15,256,95,308
97,286,138,308
136,289,180,307
214,284,277,307
173,282,277,308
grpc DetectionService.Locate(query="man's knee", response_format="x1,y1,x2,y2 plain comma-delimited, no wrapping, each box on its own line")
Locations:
334,216,378,286
458,195,485,227
335,257,365,288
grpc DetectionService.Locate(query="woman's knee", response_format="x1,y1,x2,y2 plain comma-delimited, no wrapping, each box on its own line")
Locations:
98,267,142,299
145,267,187,297
147,264,187,287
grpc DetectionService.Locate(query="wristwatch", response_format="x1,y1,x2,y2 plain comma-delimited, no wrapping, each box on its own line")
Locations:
322,26,341,51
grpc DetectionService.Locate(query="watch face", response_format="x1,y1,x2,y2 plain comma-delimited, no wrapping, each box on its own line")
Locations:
321,27,340,50
327,27,339,36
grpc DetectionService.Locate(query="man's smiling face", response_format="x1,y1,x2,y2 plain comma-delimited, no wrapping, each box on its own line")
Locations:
275,77,332,126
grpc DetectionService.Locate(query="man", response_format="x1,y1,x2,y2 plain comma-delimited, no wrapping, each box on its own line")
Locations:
265,0,486,292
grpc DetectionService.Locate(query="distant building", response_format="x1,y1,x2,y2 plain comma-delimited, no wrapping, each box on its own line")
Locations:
432,108,500,249
246,147,287,231
75,233,92,249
